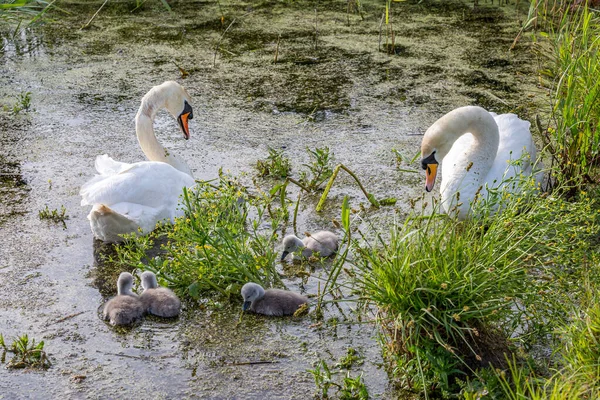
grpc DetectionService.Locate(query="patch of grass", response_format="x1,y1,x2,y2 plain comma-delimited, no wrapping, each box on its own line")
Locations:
0,333,51,369
113,173,283,299
531,2,600,191
352,177,599,396
38,205,68,229
255,147,292,178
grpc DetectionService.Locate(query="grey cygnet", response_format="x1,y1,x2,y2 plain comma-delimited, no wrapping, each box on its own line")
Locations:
281,230,338,261
140,271,181,318
241,282,308,316
103,272,145,326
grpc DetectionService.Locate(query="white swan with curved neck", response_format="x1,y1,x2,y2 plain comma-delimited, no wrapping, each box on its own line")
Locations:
80,81,196,242
420,106,538,220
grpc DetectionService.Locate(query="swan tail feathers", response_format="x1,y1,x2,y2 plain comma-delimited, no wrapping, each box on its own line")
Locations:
87,204,140,243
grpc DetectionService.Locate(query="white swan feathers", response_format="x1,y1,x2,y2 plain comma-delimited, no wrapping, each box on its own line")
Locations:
80,81,196,242
420,106,538,220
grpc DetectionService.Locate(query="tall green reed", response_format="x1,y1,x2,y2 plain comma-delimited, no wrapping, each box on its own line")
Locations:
532,1,600,190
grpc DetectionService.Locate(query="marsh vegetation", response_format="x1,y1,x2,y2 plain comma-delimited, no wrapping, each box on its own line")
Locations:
1,0,599,398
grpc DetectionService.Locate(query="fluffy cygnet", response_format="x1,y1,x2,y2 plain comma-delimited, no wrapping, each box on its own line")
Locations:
103,272,144,326
140,271,181,318
281,230,338,260
241,282,308,316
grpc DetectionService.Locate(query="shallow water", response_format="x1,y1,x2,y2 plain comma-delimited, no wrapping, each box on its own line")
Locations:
0,0,544,398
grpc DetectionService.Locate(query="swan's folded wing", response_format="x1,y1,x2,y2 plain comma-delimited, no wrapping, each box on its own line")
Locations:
494,114,535,162
95,154,132,175
80,161,194,211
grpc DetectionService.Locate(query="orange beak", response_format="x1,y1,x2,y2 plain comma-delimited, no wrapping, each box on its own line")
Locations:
425,163,438,192
178,112,191,140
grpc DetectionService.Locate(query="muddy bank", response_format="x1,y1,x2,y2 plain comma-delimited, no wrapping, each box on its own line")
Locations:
0,0,544,398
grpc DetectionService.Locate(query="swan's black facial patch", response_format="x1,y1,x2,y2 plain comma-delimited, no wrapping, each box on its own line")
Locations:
421,151,437,170
181,100,193,120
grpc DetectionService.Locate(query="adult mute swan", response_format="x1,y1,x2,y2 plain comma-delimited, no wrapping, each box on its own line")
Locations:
80,81,196,242
420,106,538,220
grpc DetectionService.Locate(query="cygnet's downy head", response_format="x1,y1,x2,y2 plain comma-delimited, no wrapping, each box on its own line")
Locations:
281,235,305,261
153,81,194,140
117,272,135,295
241,282,265,311
141,271,159,290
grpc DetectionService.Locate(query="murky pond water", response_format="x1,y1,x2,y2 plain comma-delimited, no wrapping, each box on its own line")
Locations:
0,0,544,398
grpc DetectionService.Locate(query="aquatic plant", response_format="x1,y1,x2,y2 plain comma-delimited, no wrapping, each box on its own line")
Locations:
255,147,292,178
298,146,335,192
2,91,32,115
335,347,364,370
0,333,51,369
38,205,68,229
114,172,283,299
308,358,369,400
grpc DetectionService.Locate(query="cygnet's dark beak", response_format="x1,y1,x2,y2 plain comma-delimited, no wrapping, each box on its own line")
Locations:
177,100,193,140
280,251,289,261
242,301,251,311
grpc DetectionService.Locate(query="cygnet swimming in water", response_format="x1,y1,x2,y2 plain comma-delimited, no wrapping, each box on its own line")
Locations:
103,272,144,326
241,282,308,316
140,271,181,318
281,231,338,261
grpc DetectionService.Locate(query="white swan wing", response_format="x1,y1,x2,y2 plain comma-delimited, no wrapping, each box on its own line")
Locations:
95,154,133,175
487,113,535,185
80,160,195,214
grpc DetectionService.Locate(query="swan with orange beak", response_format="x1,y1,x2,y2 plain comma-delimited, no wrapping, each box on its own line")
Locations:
420,106,538,220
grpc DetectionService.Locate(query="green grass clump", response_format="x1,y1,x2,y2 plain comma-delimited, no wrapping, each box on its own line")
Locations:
255,147,292,178
114,173,283,299
533,2,600,191
0,333,51,369
352,178,599,396
38,205,68,229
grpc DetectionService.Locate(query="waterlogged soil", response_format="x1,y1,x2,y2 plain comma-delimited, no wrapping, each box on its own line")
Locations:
0,0,545,398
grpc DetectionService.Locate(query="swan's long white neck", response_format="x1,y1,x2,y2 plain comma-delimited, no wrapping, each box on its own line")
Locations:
135,91,193,177
428,106,499,209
